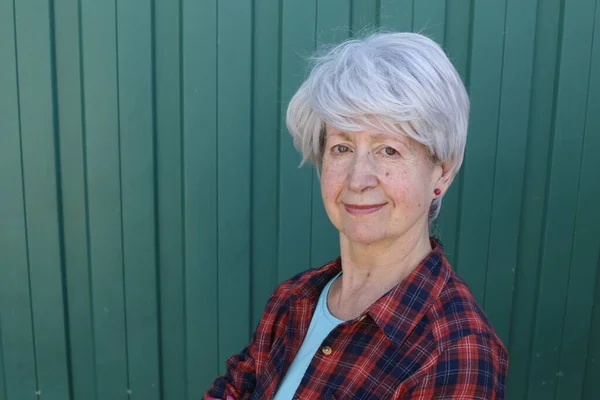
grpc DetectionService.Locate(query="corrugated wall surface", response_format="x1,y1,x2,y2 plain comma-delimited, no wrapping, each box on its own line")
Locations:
0,0,599,399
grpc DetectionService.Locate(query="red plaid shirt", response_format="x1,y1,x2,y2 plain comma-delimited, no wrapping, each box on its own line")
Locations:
205,239,508,399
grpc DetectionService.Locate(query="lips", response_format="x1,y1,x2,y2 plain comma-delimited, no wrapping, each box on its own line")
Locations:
343,203,386,215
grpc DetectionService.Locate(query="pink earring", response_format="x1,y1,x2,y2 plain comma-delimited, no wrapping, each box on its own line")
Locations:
434,188,442,196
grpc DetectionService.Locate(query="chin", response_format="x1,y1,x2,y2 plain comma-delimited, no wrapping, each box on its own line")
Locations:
341,226,389,246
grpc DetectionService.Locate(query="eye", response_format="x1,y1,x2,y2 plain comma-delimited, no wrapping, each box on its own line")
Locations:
382,146,399,156
331,144,351,154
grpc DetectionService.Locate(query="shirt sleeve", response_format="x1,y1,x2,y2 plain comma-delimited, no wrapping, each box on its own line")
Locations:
203,289,286,399
403,333,509,399
203,334,258,400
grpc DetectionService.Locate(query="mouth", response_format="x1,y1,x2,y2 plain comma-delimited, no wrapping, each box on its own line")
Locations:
343,203,387,215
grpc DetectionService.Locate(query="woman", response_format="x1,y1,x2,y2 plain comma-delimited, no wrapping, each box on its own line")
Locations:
205,32,508,399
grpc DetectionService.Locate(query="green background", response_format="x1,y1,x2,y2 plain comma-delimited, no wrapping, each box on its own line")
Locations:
1,0,599,399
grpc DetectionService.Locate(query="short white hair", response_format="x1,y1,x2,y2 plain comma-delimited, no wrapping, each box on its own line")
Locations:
286,32,470,222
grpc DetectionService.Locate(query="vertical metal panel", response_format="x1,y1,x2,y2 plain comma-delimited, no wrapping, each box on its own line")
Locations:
456,0,507,306
412,0,446,43
380,0,414,31
351,0,378,33
278,0,317,282
580,7,600,400
506,0,562,397
527,0,597,398
217,0,253,375
155,0,186,397
1,1,600,399
251,0,282,329
180,0,219,388
0,1,38,398
584,254,600,400
0,318,7,399
116,0,160,398
80,0,129,398
53,0,97,397
557,3,600,394
12,0,71,398
484,0,537,346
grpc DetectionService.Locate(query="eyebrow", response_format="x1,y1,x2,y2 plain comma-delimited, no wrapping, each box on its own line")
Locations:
370,132,398,142
328,130,408,146
327,130,352,141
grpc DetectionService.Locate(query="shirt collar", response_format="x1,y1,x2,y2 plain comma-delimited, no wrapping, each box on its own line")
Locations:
290,238,451,349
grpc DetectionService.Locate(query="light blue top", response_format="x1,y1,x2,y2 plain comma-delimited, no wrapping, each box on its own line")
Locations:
272,271,344,400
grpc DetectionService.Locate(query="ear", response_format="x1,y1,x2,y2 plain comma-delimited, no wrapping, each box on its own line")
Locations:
433,163,454,196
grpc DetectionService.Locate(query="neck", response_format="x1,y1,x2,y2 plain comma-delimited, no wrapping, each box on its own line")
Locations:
327,226,433,320
339,226,432,280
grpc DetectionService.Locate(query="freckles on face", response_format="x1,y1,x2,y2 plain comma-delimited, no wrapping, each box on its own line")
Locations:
320,164,344,206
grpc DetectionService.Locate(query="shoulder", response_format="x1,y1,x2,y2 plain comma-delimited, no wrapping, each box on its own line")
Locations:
427,268,507,355
265,258,340,308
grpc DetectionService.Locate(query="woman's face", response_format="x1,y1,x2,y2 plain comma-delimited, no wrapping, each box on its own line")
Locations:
320,125,450,246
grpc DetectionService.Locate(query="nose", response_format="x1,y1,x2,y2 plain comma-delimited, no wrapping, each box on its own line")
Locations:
347,150,378,193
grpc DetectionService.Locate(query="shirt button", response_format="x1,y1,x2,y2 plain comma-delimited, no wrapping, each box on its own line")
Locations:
322,346,333,355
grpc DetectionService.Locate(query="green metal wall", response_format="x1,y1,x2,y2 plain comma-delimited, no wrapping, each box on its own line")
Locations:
0,0,599,399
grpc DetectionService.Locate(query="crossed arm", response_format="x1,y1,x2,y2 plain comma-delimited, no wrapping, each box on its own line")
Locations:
399,333,508,399
204,332,508,399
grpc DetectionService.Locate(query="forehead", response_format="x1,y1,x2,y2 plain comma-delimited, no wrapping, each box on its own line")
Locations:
325,125,411,145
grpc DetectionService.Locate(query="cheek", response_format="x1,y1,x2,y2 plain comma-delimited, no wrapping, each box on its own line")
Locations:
320,164,345,203
386,172,429,211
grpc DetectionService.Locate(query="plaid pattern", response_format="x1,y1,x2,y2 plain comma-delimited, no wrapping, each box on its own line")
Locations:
205,238,508,399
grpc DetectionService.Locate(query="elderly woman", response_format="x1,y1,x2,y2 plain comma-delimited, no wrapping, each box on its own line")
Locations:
205,32,508,399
